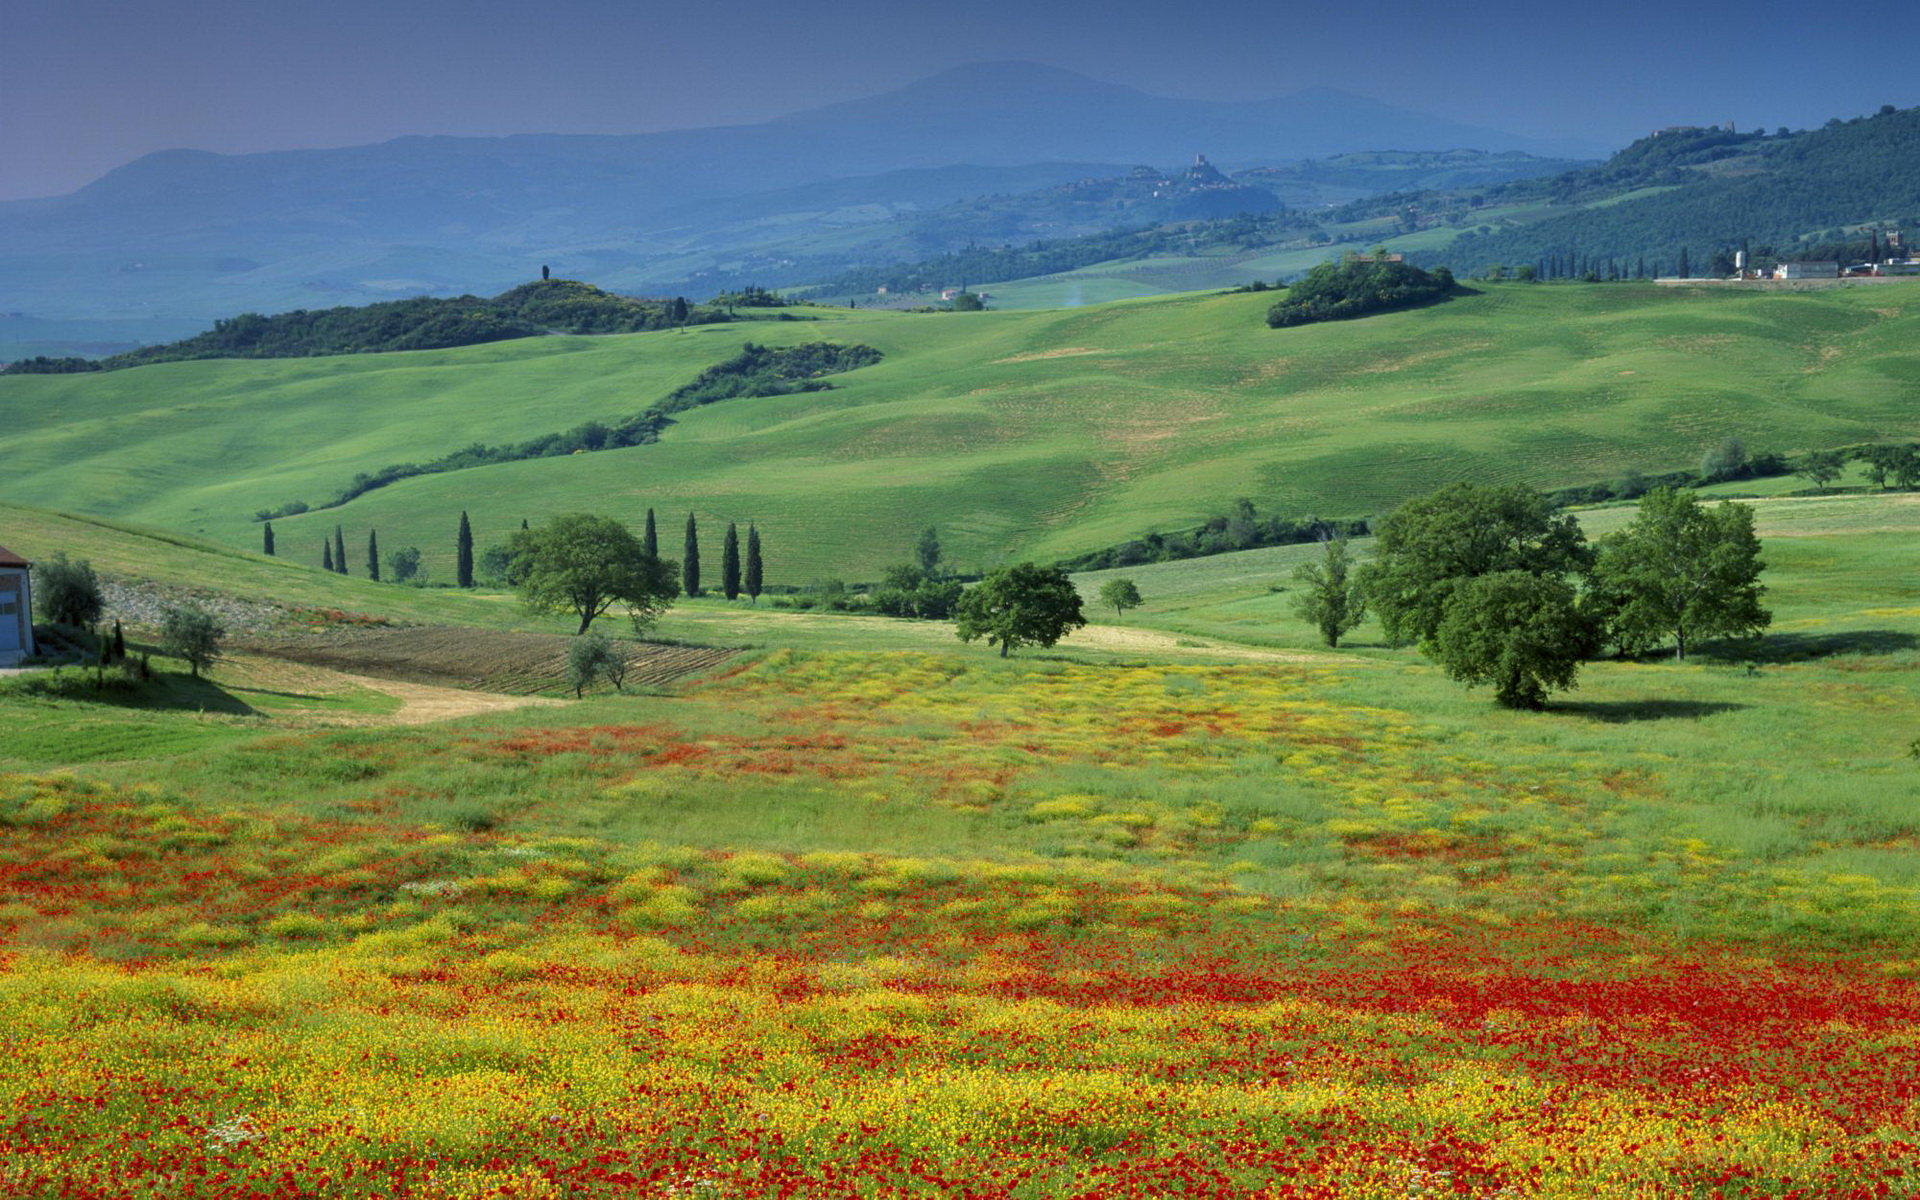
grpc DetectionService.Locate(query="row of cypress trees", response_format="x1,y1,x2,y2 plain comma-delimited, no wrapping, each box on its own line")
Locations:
263,508,764,599
657,508,762,601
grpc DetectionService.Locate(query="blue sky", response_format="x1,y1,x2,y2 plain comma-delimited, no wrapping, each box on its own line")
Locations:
3,0,1915,199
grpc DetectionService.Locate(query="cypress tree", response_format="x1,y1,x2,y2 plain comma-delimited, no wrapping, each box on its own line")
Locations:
722,522,741,600
745,524,763,605
456,511,474,588
1678,246,1691,278
334,525,348,575
644,508,658,559
263,521,275,556
521,518,529,531
367,530,381,581
682,512,700,597
323,540,334,572
111,619,126,662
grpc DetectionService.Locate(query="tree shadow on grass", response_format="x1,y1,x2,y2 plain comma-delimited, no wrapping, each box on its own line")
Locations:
9,668,259,717
1552,699,1747,723
1699,630,1920,664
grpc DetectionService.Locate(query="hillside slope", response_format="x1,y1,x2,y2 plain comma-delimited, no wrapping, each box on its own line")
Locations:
2,283,1917,582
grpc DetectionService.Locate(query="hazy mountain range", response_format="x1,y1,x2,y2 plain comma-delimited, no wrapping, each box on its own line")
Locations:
0,62,1606,343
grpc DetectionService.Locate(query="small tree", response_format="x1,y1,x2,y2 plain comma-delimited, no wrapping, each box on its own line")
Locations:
478,544,514,586
955,563,1086,657
387,546,423,583
1700,436,1748,482
683,512,701,597
745,524,763,604
367,529,381,581
333,525,348,575
508,513,677,635
916,526,942,576
160,603,224,679
644,508,658,559
263,521,275,556
1291,537,1368,647
1432,572,1593,709
456,511,475,587
322,540,334,572
722,522,742,600
1589,488,1770,660
1797,450,1845,492
566,631,620,698
34,552,103,629
111,619,126,662
1097,578,1143,619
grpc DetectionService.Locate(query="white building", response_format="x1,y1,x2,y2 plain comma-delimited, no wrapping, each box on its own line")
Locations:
1774,261,1839,280
0,546,36,666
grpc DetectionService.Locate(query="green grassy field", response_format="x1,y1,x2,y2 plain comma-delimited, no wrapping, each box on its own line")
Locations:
2,281,1917,589
2,486,1917,1193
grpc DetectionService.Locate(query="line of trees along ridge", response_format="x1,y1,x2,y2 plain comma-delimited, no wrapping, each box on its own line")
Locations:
252,342,883,520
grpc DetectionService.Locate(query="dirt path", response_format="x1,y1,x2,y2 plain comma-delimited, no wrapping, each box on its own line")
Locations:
339,674,563,725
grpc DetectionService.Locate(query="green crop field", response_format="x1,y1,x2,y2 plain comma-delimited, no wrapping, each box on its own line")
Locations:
2,281,1917,589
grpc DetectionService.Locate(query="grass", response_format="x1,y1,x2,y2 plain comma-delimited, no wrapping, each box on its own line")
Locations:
3,282,1919,585
1,488,1918,1193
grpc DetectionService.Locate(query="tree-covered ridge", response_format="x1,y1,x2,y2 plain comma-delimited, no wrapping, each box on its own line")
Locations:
1265,257,1457,328
1424,105,1920,275
14,281,727,373
286,342,883,515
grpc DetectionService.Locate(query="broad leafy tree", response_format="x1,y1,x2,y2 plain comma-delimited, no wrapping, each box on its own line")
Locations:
1797,450,1845,492
1432,572,1594,709
1589,487,1769,660
1291,537,1368,647
1361,482,1588,647
1097,578,1143,619
387,546,422,583
507,513,677,635
955,563,1086,657
160,603,225,679
35,553,103,629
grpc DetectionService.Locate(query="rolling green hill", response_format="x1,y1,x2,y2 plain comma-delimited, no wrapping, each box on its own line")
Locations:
1,281,1917,584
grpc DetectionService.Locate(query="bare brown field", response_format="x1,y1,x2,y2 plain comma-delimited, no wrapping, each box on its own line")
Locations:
235,626,736,695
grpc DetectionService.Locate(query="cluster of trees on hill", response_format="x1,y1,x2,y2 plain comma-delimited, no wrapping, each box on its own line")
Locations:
9,281,725,373
1264,256,1458,328
251,343,882,518
1320,482,1769,708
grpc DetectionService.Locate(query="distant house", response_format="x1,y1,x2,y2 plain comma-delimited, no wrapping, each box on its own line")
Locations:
0,546,36,665
1774,261,1839,280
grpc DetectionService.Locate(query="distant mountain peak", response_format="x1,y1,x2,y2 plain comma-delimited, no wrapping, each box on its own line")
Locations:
899,61,1141,97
